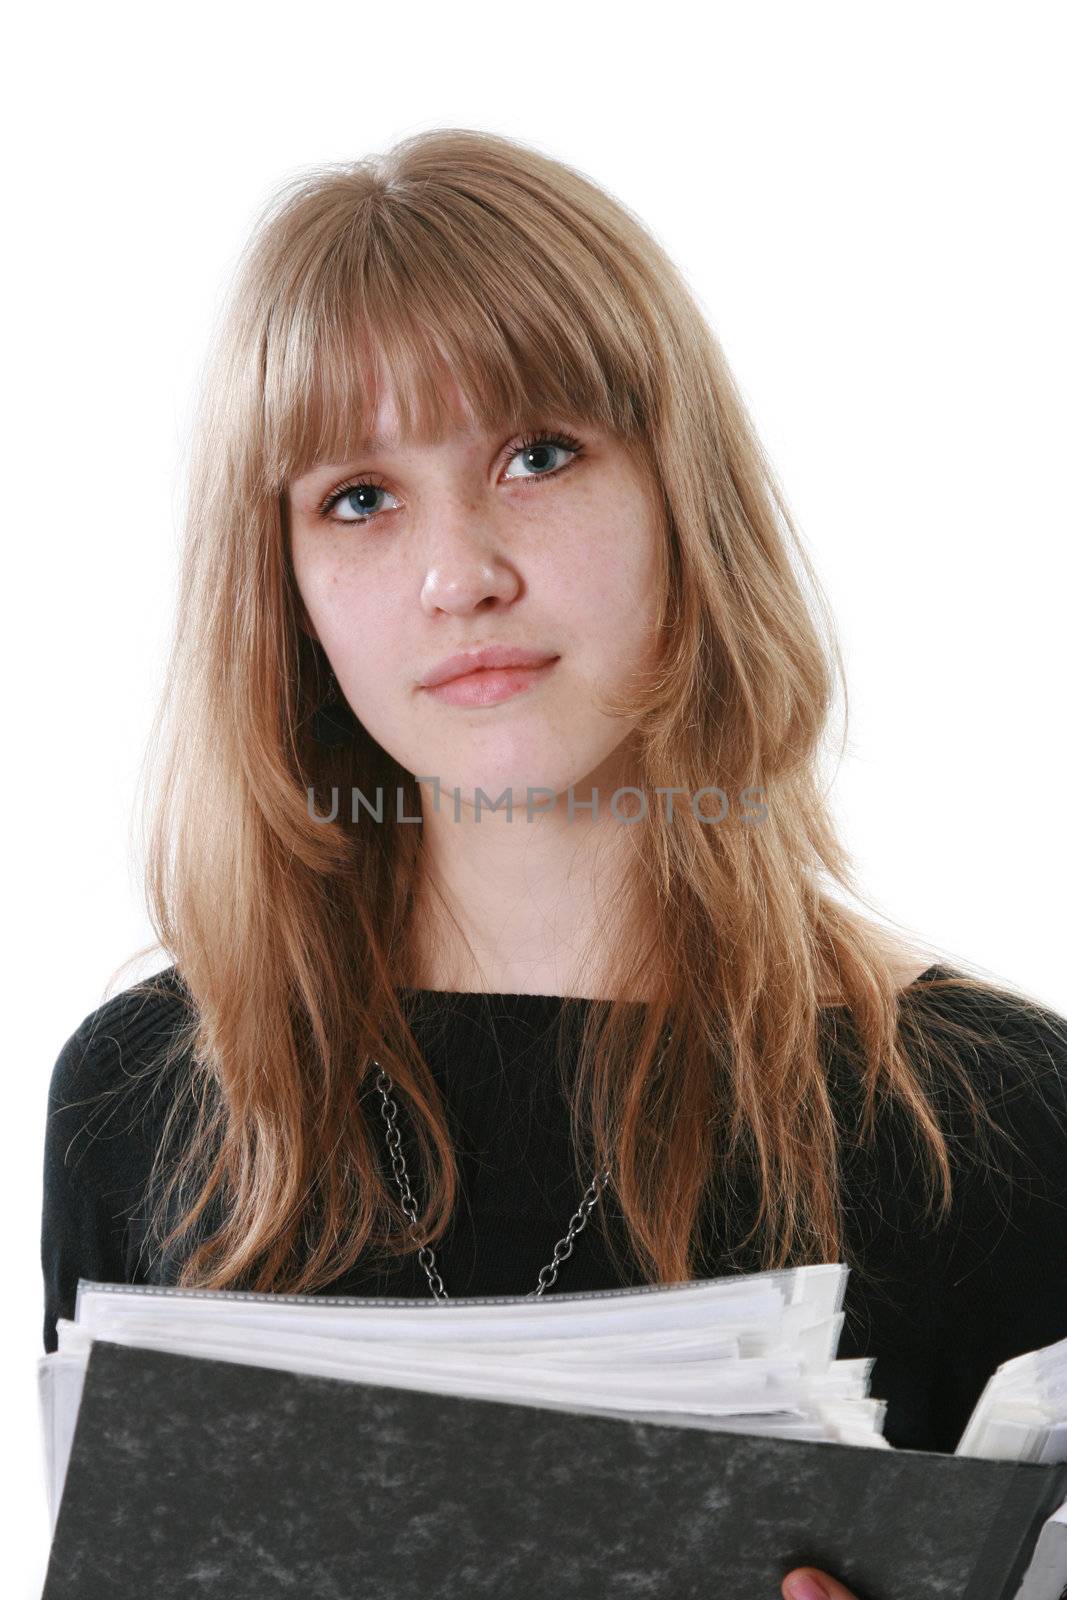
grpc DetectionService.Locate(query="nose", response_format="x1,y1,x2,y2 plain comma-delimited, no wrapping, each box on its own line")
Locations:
419,514,523,616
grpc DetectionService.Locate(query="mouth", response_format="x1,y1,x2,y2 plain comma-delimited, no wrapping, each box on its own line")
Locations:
420,658,560,708
419,646,560,689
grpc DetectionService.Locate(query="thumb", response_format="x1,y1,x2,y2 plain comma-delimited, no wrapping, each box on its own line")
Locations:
782,1568,862,1600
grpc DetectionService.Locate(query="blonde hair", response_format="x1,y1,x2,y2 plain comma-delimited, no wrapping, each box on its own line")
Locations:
107,126,1056,1296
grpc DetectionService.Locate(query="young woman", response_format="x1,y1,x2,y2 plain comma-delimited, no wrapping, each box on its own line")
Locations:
42,127,1067,1600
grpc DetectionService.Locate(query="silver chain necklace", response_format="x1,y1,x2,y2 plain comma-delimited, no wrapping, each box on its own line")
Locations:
372,1063,612,1300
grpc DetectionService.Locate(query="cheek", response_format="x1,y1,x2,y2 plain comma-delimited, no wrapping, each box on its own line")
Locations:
296,557,396,679
553,511,660,655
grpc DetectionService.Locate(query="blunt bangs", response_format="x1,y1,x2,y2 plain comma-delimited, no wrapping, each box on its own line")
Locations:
256,183,657,490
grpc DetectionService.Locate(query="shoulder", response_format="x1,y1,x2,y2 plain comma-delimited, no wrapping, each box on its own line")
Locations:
900,968,1067,1173
46,965,198,1168
53,964,194,1064
834,968,1067,1253
896,971,1067,1303
830,965,1067,1140
41,965,198,1353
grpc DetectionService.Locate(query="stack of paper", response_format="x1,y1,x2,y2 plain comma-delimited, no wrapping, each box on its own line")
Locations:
40,1262,887,1523
36,1263,1067,1599
957,1333,1067,1463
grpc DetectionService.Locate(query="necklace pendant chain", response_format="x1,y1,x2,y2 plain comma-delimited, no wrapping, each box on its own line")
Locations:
372,1064,611,1301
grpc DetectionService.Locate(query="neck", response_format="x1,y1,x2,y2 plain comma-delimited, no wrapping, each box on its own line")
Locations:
408,789,653,1002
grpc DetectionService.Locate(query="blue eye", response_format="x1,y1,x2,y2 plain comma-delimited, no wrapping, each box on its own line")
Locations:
502,431,582,483
319,474,397,524
317,428,583,527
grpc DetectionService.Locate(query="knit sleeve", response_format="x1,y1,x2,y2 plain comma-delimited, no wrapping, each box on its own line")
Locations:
40,971,192,1354
924,995,1067,1450
41,1019,130,1352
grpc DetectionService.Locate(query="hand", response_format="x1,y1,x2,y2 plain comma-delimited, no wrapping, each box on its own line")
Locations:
781,1568,861,1600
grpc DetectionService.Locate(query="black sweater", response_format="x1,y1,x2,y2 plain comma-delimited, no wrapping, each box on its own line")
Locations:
40,963,1067,1455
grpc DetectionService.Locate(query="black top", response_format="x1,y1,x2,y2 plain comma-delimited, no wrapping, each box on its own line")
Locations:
40,963,1067,1455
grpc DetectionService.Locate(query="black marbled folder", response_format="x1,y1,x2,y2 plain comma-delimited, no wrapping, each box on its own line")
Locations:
41,1338,1067,1600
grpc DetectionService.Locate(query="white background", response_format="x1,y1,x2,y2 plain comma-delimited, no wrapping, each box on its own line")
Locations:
5,2,1064,1592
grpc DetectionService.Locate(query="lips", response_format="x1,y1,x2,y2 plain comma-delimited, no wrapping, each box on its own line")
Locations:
419,645,560,689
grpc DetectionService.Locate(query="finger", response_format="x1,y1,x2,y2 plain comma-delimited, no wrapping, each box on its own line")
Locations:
782,1566,861,1600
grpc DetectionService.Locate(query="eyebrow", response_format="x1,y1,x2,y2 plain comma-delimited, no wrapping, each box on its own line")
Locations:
298,415,588,482
348,435,399,454
297,431,475,480
291,440,399,484
318,437,397,465
308,433,447,468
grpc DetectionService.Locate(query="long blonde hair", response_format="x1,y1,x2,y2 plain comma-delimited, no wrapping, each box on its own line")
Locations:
108,126,1057,1296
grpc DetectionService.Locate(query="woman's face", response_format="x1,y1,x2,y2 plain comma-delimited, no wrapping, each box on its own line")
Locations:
287,383,664,815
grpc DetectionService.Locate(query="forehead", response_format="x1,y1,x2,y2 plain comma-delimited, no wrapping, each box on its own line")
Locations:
291,364,505,484
342,384,479,460
346,377,480,457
